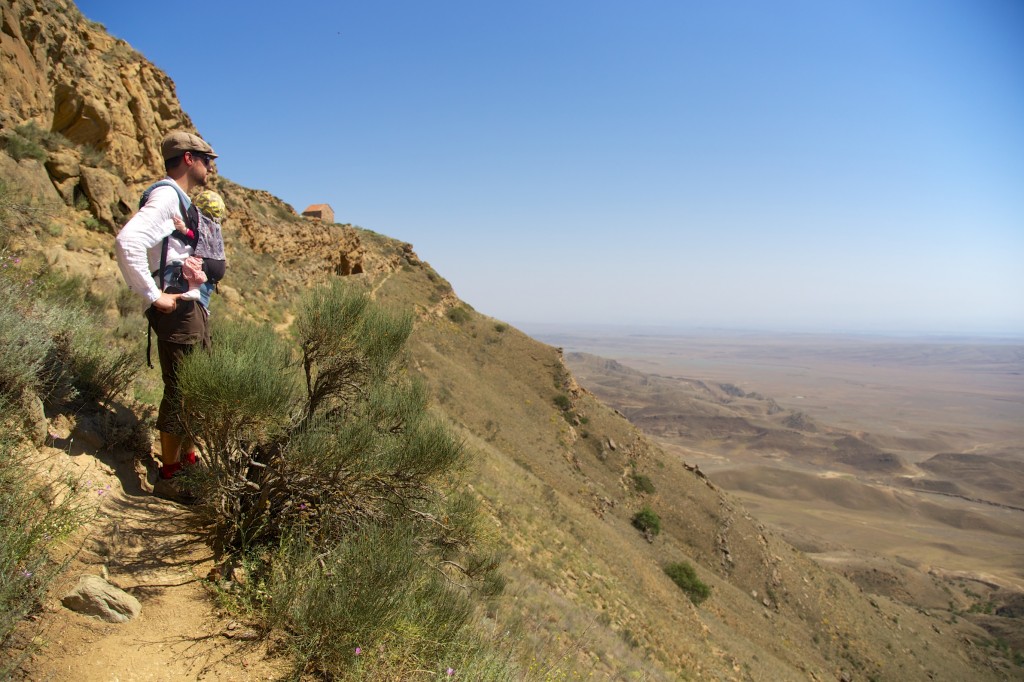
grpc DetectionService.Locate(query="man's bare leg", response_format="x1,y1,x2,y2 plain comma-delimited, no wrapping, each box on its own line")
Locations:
160,430,186,467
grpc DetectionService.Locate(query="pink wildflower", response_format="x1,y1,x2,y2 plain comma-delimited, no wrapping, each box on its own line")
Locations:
354,647,362,656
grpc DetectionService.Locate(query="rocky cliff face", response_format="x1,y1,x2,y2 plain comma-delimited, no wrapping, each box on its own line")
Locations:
1,0,190,227
1,1,183,181
0,0,366,280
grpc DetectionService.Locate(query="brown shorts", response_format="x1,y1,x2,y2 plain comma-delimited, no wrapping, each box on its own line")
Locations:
152,301,210,435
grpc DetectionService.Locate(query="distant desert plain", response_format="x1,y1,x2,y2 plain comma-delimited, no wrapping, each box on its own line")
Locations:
532,326,1024,648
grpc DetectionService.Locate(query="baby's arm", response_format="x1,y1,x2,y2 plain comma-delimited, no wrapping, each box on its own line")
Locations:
172,215,195,240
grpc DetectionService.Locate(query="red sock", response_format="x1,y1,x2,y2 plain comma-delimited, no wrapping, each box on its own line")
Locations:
160,462,182,479
182,451,198,466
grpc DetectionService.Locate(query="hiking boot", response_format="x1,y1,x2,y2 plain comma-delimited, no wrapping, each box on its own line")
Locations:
152,472,199,505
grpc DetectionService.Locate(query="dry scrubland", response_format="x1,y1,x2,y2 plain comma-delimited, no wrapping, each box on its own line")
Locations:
545,329,1024,662
1,0,1022,677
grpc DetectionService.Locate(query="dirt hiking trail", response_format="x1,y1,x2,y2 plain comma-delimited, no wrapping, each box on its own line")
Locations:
12,416,287,681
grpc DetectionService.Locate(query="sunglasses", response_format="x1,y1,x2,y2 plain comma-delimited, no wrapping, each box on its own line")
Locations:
191,152,213,167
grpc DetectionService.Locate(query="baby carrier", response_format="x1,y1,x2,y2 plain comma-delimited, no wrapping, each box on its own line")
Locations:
140,180,227,297
139,180,227,366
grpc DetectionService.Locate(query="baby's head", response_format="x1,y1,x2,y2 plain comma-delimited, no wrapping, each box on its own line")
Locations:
193,190,226,221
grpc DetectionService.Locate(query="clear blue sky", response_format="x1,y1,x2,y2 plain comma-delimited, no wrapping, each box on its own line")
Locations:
79,0,1023,335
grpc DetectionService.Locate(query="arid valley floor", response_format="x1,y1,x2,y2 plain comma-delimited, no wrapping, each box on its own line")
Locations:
534,326,1024,653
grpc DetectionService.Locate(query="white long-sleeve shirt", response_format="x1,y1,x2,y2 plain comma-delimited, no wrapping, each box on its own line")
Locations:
115,179,194,305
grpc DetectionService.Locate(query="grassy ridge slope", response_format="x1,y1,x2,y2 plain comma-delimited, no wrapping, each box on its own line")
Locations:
366,262,1004,680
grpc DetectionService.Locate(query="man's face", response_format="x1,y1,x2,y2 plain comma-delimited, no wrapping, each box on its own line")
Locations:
187,151,213,186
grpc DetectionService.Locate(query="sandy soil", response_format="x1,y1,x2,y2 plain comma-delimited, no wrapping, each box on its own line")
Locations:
10,439,287,681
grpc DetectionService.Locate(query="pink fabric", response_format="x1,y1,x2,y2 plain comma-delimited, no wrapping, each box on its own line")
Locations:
182,256,207,286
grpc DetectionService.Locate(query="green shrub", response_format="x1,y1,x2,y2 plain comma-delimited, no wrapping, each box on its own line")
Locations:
494,323,508,333
115,286,137,318
177,280,510,677
3,123,69,163
0,411,86,674
663,562,711,604
49,325,139,405
0,250,96,673
176,319,295,551
4,133,46,162
15,122,68,151
631,473,656,494
447,305,471,324
266,526,477,677
0,252,140,408
553,394,571,412
631,506,661,536
0,257,56,400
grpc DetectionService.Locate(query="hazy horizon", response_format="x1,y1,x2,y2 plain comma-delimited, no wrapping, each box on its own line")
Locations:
520,320,1024,343
79,1,1024,336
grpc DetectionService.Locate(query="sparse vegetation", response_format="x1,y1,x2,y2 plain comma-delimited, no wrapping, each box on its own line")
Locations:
0,251,138,408
79,144,106,167
719,382,745,398
0,251,105,674
0,410,85,676
631,472,656,494
663,562,710,604
3,131,46,162
631,506,661,536
448,305,471,324
552,362,570,391
176,280,515,678
4,122,70,162
967,600,995,615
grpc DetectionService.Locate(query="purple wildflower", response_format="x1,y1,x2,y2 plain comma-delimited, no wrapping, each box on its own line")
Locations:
21,570,32,579
354,647,362,656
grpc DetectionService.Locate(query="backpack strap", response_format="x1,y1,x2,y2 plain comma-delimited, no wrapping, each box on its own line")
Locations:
139,179,192,213
140,179,194,288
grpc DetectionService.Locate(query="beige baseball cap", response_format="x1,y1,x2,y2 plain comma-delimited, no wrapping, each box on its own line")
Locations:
161,130,218,161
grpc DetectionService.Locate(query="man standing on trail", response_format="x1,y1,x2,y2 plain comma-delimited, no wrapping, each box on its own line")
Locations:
115,130,218,503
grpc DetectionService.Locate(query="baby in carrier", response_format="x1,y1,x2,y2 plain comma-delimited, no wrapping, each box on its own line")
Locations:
167,189,227,307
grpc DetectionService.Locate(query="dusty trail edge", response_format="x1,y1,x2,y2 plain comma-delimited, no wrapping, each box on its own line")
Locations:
13,414,288,682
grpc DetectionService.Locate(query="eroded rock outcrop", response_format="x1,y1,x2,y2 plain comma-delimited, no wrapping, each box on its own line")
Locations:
1,0,191,182
1,0,366,275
